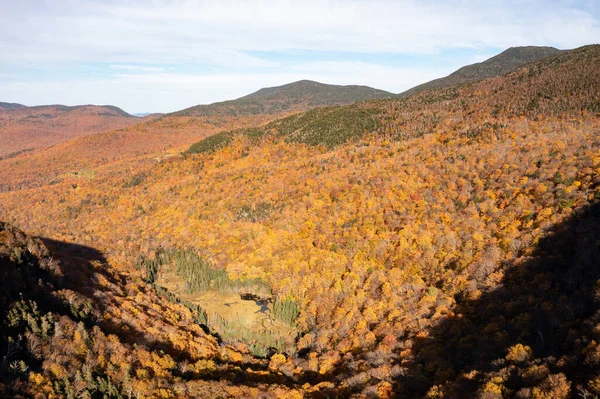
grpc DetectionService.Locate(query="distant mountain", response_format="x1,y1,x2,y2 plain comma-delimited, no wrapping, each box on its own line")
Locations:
133,112,151,117
190,45,599,154
0,104,136,157
173,80,394,117
0,102,26,111
401,46,563,97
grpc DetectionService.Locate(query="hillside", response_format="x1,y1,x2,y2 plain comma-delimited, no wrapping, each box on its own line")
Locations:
0,109,287,192
401,46,563,97
189,46,598,154
0,102,26,111
1,44,599,397
0,81,392,192
0,104,137,158
174,80,395,117
0,222,308,398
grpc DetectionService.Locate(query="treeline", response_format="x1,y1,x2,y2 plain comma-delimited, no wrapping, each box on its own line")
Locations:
138,247,270,296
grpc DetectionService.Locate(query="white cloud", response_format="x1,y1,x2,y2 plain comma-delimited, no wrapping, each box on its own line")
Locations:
109,65,166,72
1,0,598,64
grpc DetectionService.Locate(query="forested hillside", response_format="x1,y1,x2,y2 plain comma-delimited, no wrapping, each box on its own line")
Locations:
0,102,26,111
1,45,599,397
0,223,308,398
0,104,137,158
0,81,393,193
175,80,394,117
400,46,562,97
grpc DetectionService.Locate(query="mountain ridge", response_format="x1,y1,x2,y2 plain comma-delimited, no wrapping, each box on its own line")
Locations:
0,104,137,157
401,45,564,97
1,44,600,398
172,79,395,117
0,102,26,111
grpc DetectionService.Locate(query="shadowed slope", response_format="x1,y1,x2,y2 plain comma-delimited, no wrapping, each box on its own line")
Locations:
400,201,600,397
0,223,312,397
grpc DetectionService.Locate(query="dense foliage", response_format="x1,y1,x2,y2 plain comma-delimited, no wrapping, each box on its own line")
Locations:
175,80,393,117
400,46,562,97
1,45,599,397
0,104,136,158
0,225,305,398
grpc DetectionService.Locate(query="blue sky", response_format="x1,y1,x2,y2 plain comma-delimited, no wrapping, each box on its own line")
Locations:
0,0,598,114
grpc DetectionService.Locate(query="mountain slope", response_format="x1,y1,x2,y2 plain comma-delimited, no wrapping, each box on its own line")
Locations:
401,45,563,97
0,104,137,157
0,102,26,111
189,45,598,154
0,222,309,397
0,81,392,191
174,80,395,117
2,45,599,397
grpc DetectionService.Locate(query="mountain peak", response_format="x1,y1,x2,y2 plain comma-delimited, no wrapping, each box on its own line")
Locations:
486,45,562,65
401,45,563,97
0,102,26,110
174,80,394,117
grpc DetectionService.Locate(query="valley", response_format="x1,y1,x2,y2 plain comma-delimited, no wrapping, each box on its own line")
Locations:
1,43,599,398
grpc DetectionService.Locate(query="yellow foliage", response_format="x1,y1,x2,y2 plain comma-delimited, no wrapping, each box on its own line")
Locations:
506,343,533,363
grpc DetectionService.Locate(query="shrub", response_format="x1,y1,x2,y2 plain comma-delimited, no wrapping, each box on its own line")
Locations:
506,343,533,363
273,297,300,326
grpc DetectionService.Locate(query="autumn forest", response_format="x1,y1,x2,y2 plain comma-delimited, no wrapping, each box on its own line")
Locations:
1,41,600,398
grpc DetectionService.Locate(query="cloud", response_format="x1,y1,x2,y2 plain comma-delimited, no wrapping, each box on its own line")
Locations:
1,0,598,64
109,65,166,72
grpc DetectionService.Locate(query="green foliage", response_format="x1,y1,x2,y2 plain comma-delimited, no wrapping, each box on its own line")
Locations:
6,297,55,339
137,248,270,295
123,172,146,188
175,79,393,118
185,301,208,325
400,46,562,97
187,131,234,154
137,249,300,356
208,312,290,357
273,297,300,326
187,104,384,154
136,254,161,284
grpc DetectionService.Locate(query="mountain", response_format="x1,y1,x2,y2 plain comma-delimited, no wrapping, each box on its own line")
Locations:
2,45,599,397
401,45,563,97
0,104,137,158
173,80,395,117
189,46,597,154
0,102,26,111
0,81,392,191
133,112,152,117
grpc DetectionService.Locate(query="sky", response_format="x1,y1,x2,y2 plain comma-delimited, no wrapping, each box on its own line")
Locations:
0,0,598,114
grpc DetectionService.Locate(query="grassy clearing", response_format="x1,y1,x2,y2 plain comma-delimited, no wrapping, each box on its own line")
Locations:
157,273,297,357
137,249,298,356
138,247,270,296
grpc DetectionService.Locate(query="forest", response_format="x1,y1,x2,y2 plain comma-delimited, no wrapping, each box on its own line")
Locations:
0,45,599,398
